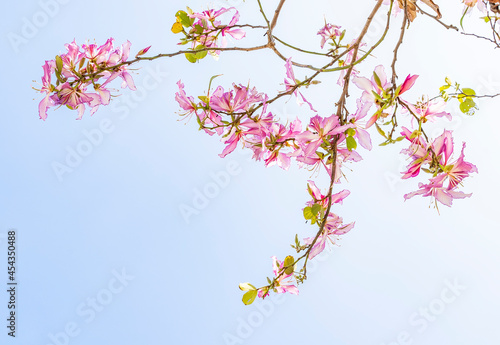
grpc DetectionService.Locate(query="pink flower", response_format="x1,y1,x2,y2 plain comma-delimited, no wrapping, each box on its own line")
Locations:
404,98,451,123
50,82,98,120
403,130,477,207
219,127,244,158
210,84,263,114
306,181,350,208
187,7,245,56
175,80,198,117
220,10,246,45
317,23,342,49
257,256,299,298
398,74,418,96
296,114,353,157
404,177,472,207
38,60,56,120
304,213,355,259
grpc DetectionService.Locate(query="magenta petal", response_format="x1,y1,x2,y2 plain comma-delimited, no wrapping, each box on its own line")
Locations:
399,74,419,95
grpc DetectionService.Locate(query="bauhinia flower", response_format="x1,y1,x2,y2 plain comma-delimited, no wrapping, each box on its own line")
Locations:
35,38,141,120
304,213,355,260
257,256,299,298
317,23,342,49
402,129,478,207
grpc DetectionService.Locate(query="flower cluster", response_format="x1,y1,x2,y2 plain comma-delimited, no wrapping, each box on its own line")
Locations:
176,59,365,174
36,38,145,120
401,128,478,207
172,7,245,61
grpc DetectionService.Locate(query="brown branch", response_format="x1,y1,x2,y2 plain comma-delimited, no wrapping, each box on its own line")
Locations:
416,4,459,31
391,0,407,87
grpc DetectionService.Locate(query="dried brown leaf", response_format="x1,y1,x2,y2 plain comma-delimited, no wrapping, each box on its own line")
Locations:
421,0,442,19
397,0,418,22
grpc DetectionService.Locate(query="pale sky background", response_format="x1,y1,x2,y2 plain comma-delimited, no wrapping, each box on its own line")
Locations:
1,0,500,344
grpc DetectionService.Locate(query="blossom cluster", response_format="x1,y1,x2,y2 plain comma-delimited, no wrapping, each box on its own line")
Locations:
36,38,146,120
176,58,365,176
351,65,477,207
401,128,478,207
172,7,245,61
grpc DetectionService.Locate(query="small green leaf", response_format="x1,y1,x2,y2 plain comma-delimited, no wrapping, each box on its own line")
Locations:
284,256,295,275
55,55,63,72
184,52,197,63
439,85,450,92
373,71,382,89
176,10,191,27
375,122,387,139
194,45,207,60
459,98,477,115
198,96,209,104
242,290,258,305
339,29,346,42
311,203,322,216
303,207,313,220
461,87,476,96
345,128,356,137
346,136,357,151
194,24,204,34
239,283,257,291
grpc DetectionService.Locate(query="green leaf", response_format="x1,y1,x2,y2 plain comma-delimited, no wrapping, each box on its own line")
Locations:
373,71,382,89
176,10,191,27
439,85,450,92
194,45,208,60
242,290,258,305
239,283,257,291
459,98,477,115
303,207,313,220
284,256,295,275
345,128,356,137
198,96,209,104
55,55,63,72
375,122,387,139
184,52,197,63
194,24,204,34
346,136,357,151
311,203,322,216
461,87,476,96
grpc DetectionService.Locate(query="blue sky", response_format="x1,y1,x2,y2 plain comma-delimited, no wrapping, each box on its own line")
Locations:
1,0,500,344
